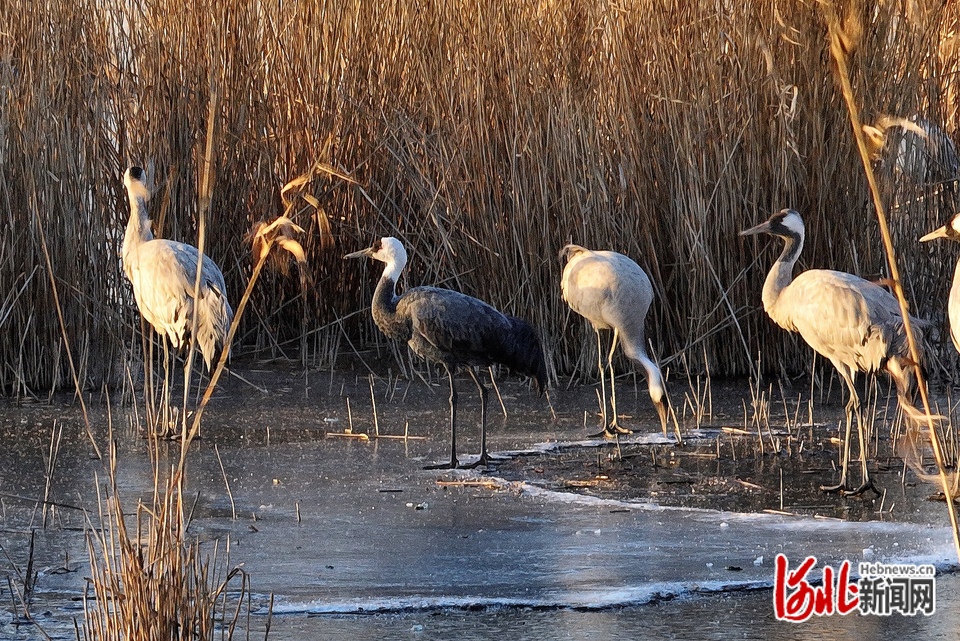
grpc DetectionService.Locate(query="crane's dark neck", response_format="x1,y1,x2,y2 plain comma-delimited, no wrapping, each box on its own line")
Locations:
122,194,155,280
370,260,410,342
762,230,803,322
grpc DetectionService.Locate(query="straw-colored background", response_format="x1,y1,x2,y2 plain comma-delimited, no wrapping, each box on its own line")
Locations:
2,0,958,391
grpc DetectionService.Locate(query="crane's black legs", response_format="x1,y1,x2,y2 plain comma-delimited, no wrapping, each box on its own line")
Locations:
424,367,511,470
424,364,459,470
588,328,632,438
821,394,855,493
820,372,880,497
470,369,490,466
847,398,879,497
608,329,620,429
463,368,509,468
596,329,608,429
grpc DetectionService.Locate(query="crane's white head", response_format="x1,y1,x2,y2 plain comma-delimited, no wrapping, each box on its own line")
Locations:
344,236,408,282
123,166,152,203
739,208,805,240
862,124,888,162
920,213,960,243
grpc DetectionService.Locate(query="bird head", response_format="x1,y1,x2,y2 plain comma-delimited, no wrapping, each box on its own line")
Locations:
739,208,804,240
558,244,586,264
344,237,407,264
123,166,152,203
862,124,887,162
920,214,960,243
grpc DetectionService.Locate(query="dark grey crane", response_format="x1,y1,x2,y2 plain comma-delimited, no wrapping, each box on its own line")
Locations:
863,115,960,216
559,244,668,437
741,209,916,496
122,166,234,372
921,212,960,353
863,115,960,188
345,237,547,469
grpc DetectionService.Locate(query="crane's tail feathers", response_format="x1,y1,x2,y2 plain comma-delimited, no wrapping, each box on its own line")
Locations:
887,314,933,392
891,345,958,493
497,317,548,396
896,404,956,491
195,290,234,371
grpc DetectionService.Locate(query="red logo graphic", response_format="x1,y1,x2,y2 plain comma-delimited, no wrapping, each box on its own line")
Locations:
773,554,859,622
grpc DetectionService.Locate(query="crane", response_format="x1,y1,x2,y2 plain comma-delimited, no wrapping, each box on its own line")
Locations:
863,115,960,216
863,115,960,188
122,166,233,427
559,244,668,437
920,213,960,353
345,237,547,469
741,209,916,496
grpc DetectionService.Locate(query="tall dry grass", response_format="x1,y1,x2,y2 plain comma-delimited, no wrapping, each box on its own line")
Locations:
1,0,959,391
82,442,256,641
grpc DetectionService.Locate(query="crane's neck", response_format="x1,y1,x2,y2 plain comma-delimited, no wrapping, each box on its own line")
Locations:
370,256,409,341
761,232,803,325
123,193,153,251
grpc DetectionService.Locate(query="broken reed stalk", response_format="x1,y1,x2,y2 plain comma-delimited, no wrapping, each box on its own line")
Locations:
180,85,220,441
178,217,306,473
824,4,960,561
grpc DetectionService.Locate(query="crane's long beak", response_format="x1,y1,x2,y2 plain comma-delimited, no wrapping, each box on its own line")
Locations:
739,220,772,237
655,398,668,437
344,247,372,259
920,225,949,243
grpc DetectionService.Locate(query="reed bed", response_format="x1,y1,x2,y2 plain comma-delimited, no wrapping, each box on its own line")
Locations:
1,0,959,392
81,444,255,641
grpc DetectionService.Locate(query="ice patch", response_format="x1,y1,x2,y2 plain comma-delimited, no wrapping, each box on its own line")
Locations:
266,579,773,615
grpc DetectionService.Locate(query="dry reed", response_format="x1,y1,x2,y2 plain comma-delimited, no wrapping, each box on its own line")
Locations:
81,444,253,641
0,1,958,391
79,210,303,640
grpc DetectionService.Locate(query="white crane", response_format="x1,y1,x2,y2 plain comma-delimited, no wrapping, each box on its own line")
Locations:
559,244,668,437
345,237,547,469
122,166,233,391
920,213,960,353
741,209,916,496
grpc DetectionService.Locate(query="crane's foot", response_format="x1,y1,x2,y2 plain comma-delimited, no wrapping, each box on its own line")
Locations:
423,458,459,470
841,480,881,498
819,481,849,494
587,425,632,439
463,452,511,469
153,427,185,441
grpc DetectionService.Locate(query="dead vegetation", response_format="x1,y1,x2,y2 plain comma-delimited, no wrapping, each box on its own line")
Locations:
0,1,958,394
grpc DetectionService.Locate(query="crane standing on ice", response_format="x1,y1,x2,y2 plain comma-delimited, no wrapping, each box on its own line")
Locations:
559,244,668,437
122,166,233,428
345,236,547,469
741,208,917,496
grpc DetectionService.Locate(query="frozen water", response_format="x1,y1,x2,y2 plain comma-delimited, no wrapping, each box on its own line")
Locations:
0,372,958,639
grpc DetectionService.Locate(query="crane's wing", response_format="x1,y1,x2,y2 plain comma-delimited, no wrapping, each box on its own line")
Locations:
399,287,511,364
125,239,233,364
561,250,653,330
781,269,907,374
